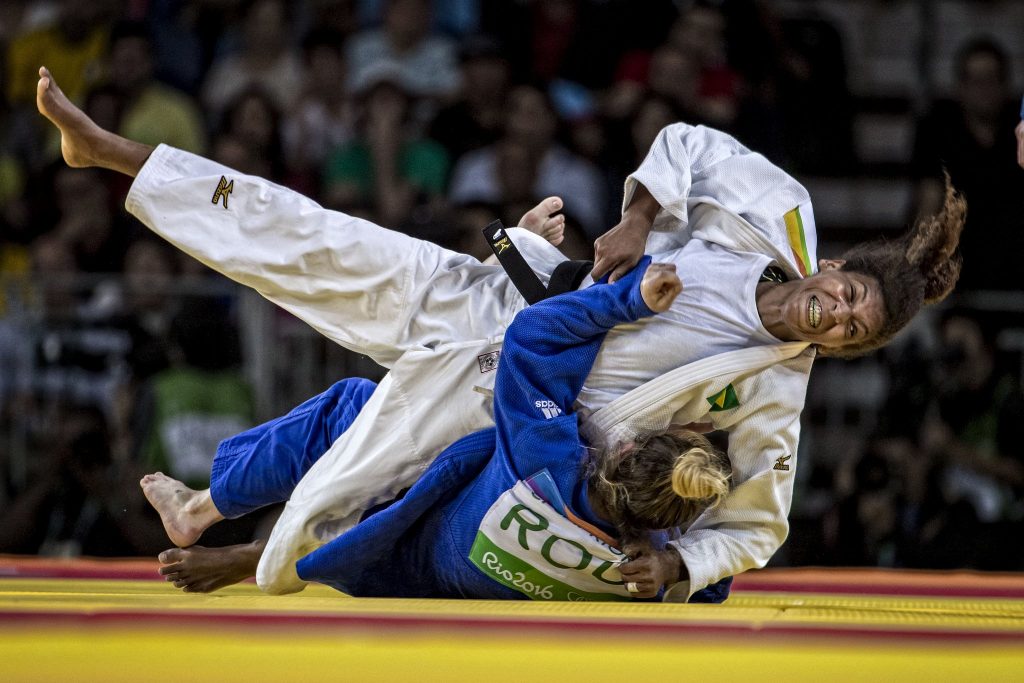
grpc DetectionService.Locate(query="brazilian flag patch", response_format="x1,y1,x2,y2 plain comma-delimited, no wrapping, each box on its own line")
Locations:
706,384,739,412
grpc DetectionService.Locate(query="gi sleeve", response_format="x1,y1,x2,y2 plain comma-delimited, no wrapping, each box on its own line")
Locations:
625,123,815,267
493,257,655,478
662,365,806,601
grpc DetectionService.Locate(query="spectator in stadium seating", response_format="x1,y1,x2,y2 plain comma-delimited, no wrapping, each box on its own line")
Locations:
428,34,510,163
821,444,901,567
216,87,286,182
106,21,206,155
201,0,304,120
911,37,1024,291
50,165,123,274
136,298,254,491
282,29,355,187
664,2,739,129
0,403,168,557
322,68,449,227
5,1,109,108
448,83,606,237
4,1,111,171
140,0,206,95
346,0,459,101
919,313,1024,529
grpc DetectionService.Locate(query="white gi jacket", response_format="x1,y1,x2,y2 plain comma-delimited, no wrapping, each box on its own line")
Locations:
125,123,819,599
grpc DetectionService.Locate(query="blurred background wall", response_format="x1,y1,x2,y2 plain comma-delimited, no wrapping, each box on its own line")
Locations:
0,0,1022,568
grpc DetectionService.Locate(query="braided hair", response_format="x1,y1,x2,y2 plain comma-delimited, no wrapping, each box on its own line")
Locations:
831,174,967,359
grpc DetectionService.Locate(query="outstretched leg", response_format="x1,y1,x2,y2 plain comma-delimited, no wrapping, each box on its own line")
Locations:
140,473,225,547
158,541,265,593
36,66,152,177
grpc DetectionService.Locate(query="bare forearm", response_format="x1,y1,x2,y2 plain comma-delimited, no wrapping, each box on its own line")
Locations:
592,181,662,281
623,181,661,230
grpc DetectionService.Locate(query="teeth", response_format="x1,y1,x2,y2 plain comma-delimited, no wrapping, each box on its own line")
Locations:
808,296,821,328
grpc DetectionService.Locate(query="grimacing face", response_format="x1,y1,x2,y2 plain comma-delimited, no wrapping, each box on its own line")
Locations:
778,259,887,349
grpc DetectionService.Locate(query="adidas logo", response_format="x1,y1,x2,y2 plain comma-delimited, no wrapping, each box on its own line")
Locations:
534,399,562,419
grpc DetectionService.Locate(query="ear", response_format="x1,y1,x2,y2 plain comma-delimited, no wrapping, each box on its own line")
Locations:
818,258,846,272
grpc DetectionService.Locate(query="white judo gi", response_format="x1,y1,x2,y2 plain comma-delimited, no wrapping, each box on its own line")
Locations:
125,122,819,599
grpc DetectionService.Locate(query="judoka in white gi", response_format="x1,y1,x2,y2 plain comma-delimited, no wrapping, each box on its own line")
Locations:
36,66,966,600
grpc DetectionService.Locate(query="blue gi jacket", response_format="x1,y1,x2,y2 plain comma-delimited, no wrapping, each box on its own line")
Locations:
295,258,731,603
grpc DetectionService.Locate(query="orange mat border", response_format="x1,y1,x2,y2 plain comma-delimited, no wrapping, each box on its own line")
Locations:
3,555,1024,597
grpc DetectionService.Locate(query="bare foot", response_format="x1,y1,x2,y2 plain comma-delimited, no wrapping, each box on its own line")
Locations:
140,472,223,547
519,196,565,247
158,542,264,593
36,65,152,177
35,66,104,168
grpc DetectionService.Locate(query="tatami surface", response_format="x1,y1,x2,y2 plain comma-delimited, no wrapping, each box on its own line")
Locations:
2,557,1023,682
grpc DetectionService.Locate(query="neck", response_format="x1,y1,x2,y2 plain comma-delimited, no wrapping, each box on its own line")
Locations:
755,280,801,342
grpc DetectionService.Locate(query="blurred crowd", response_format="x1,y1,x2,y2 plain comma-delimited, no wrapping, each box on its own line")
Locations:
0,0,1022,570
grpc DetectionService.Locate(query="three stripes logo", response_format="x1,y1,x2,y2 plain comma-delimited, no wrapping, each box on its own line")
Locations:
534,400,562,420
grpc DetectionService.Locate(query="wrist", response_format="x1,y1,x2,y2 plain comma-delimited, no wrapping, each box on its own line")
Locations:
620,210,654,235
660,548,686,583
623,181,661,228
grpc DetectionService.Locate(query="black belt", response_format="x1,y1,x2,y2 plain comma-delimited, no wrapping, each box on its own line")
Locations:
483,221,592,304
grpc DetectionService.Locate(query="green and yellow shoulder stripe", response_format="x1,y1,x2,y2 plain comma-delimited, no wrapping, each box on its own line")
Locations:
783,205,816,277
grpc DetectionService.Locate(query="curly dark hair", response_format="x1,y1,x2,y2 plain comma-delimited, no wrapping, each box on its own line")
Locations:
829,174,966,359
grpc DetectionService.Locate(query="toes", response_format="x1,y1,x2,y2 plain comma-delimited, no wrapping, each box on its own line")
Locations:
158,549,182,564
522,196,563,228
158,559,184,573
542,214,565,236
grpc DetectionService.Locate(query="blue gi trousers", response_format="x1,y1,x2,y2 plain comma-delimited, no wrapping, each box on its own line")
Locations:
209,378,377,518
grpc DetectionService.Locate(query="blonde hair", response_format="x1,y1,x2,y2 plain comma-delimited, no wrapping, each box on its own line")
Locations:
589,429,732,539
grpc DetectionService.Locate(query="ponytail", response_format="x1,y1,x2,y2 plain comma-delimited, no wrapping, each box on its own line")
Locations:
671,445,731,508
590,430,732,539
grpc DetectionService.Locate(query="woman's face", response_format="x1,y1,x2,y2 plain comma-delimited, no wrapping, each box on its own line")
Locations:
778,261,887,349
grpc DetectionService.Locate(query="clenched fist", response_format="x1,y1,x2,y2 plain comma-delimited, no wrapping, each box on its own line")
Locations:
640,262,682,313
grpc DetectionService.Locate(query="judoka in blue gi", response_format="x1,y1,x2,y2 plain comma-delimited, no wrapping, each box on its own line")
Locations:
149,259,732,601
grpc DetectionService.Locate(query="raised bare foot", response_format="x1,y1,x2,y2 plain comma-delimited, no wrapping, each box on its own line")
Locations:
140,472,222,547
158,542,264,593
35,66,104,168
519,196,565,247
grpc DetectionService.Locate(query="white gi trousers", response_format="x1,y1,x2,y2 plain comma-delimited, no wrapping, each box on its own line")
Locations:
127,146,542,593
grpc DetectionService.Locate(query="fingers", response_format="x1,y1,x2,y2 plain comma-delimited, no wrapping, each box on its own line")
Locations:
608,263,634,284
592,253,642,283
590,255,613,281
619,552,669,598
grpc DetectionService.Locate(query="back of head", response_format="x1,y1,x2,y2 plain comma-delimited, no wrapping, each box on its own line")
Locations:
834,174,966,358
593,430,732,539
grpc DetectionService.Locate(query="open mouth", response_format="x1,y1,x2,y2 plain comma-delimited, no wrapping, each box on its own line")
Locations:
808,295,821,328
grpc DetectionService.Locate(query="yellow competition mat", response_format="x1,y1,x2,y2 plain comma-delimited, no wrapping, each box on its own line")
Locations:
1,557,1023,682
